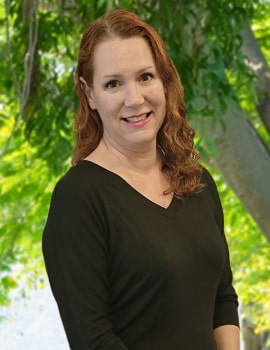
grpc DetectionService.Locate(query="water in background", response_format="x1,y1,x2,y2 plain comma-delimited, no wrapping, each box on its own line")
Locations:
0,283,69,350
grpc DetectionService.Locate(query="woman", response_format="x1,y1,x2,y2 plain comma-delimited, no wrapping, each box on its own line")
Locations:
42,9,240,350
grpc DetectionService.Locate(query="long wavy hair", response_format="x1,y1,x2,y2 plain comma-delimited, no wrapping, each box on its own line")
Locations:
73,9,204,198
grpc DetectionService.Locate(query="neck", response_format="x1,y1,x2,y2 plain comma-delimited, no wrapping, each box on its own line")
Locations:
100,138,161,173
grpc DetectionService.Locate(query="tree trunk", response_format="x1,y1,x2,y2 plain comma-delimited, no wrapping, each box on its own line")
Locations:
192,21,270,242
194,101,270,243
242,22,270,134
242,315,270,350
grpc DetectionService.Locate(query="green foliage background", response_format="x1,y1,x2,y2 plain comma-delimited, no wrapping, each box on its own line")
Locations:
0,0,270,344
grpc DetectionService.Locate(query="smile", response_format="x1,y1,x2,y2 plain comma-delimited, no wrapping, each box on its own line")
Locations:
122,112,151,123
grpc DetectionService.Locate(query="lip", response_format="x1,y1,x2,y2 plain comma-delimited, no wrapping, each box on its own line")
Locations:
121,112,151,124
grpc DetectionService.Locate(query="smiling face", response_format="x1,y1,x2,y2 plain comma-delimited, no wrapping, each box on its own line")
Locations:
87,36,166,153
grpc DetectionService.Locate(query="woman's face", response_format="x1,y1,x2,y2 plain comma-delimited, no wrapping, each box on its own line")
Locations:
87,36,166,153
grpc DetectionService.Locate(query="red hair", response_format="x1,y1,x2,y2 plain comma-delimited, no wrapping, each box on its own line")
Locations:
73,9,203,198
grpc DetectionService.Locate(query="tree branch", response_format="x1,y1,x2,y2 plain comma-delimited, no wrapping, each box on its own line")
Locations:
1,0,39,157
5,0,21,98
242,21,270,134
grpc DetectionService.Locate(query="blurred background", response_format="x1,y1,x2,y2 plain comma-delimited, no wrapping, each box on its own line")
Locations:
0,0,270,349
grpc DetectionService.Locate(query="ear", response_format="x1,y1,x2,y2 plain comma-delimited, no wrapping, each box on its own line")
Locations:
79,76,96,110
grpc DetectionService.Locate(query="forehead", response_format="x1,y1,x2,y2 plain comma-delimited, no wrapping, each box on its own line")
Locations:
92,36,155,74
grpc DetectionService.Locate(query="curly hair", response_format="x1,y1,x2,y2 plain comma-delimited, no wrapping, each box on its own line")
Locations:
73,9,204,198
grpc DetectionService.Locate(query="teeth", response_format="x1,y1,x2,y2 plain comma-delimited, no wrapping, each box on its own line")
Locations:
125,113,148,122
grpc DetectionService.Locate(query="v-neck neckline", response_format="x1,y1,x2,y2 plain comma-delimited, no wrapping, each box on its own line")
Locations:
77,160,184,218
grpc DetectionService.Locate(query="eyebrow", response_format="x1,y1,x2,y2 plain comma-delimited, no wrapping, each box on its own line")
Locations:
103,66,155,79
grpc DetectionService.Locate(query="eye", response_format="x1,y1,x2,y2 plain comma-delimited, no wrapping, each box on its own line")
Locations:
105,80,120,89
139,72,154,82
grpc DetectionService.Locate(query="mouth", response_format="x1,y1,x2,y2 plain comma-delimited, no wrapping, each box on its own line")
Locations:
121,112,151,123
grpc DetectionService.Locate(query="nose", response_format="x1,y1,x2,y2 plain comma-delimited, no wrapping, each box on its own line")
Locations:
124,83,144,108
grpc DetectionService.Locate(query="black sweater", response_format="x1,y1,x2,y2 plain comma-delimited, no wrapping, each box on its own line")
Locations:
42,161,239,350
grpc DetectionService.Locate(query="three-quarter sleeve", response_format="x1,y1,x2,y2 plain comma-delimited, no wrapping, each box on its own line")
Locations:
42,177,128,350
213,247,239,328
203,169,239,329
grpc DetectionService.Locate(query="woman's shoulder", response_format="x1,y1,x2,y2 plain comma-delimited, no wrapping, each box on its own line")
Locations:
200,166,218,194
59,160,112,184
199,165,224,217
52,160,115,200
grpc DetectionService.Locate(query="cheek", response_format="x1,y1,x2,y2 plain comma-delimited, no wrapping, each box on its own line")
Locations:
151,88,166,111
149,83,165,102
95,96,120,119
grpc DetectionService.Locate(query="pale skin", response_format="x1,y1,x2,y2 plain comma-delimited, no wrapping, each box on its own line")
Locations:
81,36,172,209
214,325,240,350
81,36,240,349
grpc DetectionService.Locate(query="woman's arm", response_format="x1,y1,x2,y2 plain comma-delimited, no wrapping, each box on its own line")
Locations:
42,176,128,350
214,325,240,350
204,169,240,349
